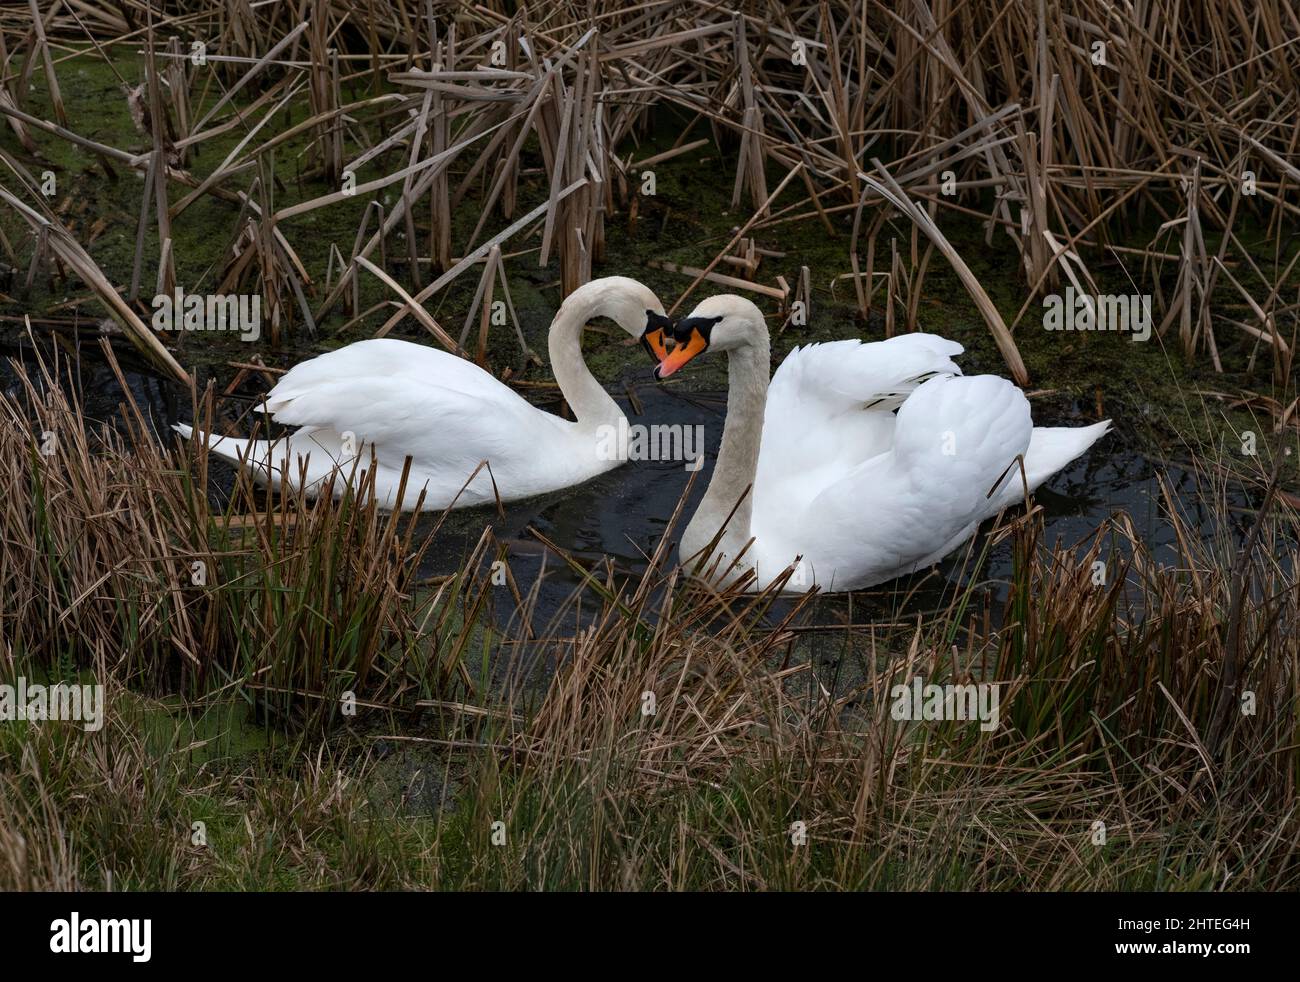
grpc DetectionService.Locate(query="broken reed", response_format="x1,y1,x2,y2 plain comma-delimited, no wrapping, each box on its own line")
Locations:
0,1,1297,387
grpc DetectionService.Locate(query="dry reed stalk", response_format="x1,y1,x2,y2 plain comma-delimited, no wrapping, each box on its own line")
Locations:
144,26,174,299
862,160,1029,383
307,1,343,186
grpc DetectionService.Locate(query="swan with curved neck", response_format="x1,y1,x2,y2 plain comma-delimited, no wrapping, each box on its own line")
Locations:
177,276,672,511
655,294,1111,592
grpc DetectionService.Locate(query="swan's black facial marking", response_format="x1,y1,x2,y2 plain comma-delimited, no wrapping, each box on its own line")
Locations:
640,310,675,363
655,315,721,380
642,310,675,361
671,315,721,346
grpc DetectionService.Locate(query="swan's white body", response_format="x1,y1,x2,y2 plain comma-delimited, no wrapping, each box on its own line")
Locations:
664,296,1111,593
175,277,665,511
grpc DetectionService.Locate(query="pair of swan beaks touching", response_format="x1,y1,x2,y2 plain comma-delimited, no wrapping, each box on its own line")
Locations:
177,275,1110,594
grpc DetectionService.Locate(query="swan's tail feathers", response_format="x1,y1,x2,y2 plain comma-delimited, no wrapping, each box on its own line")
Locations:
173,424,373,499
992,419,1111,508
172,423,278,485
256,395,293,416
1024,419,1111,490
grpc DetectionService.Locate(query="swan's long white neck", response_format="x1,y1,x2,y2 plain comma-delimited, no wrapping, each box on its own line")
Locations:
547,289,625,429
681,321,770,569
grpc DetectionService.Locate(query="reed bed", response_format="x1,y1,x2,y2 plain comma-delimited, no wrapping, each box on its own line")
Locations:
0,345,478,727
0,1,1296,389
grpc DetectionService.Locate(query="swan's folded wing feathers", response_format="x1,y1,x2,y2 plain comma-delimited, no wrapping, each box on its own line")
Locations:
890,374,1031,476
262,339,496,414
257,374,557,482
768,333,962,412
797,374,1032,577
758,333,965,483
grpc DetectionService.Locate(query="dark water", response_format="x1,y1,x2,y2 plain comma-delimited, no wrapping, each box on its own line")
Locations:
1,342,1262,638
456,384,1265,655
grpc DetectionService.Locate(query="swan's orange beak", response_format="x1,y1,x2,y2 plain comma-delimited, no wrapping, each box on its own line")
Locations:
654,327,709,379
641,326,670,362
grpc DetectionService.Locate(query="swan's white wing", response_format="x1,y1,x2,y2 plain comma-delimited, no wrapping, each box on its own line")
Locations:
262,338,495,414
251,339,600,504
754,333,964,526
267,376,554,463
758,334,963,475
773,373,1032,589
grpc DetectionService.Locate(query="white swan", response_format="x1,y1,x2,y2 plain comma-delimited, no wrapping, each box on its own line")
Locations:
176,276,672,510
654,294,1111,592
